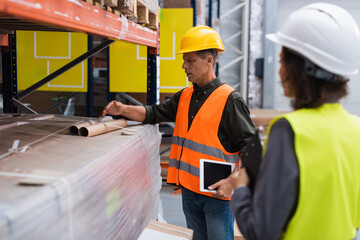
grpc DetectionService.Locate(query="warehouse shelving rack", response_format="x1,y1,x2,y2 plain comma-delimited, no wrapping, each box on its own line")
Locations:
0,0,159,114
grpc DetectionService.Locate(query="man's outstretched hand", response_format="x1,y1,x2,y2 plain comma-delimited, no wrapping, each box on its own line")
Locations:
102,100,126,117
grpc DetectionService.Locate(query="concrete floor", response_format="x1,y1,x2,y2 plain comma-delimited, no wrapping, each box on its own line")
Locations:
159,182,187,228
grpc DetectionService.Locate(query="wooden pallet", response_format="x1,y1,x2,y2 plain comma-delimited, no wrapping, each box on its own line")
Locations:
137,1,158,29
81,0,158,29
84,0,103,8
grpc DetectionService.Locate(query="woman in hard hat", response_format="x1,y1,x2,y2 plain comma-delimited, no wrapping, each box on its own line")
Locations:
229,3,360,240
103,25,256,240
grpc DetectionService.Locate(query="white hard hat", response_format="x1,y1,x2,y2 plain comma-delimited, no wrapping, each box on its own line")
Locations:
266,3,360,76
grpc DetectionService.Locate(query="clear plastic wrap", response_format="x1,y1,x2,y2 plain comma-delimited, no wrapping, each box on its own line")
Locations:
0,114,162,240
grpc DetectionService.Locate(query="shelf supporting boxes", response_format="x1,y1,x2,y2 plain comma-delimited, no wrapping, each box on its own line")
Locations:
0,0,158,46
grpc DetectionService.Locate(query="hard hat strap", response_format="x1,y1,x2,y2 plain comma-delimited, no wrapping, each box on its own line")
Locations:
304,58,339,82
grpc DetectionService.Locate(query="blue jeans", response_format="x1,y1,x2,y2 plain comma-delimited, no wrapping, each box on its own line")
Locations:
181,187,234,240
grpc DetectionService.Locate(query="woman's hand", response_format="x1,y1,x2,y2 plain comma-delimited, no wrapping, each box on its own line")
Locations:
230,167,250,189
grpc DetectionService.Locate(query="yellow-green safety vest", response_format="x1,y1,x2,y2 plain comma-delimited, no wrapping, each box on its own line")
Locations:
266,103,360,240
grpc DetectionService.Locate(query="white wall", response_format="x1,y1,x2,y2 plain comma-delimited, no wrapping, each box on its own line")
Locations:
271,0,360,116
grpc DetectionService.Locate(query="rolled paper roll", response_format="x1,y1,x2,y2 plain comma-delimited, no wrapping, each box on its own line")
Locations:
68,116,114,135
79,119,127,137
68,122,92,135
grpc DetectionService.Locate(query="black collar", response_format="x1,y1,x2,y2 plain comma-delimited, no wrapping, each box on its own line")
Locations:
193,77,222,94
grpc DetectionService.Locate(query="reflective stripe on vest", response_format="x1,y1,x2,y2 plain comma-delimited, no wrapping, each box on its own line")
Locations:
266,104,360,240
167,84,239,200
169,157,199,177
171,136,239,163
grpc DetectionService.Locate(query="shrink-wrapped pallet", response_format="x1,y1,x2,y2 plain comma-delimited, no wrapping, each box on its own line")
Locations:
0,114,162,240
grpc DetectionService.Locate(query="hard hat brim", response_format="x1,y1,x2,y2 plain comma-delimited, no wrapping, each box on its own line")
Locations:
266,33,282,46
176,48,225,55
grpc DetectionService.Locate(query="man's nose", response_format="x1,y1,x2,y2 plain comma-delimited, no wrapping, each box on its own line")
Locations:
182,61,186,69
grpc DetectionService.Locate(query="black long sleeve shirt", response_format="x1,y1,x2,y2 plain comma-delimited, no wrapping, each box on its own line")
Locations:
230,118,300,240
143,77,257,153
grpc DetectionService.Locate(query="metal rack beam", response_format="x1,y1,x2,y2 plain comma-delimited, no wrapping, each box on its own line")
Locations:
0,0,158,48
263,0,278,108
86,35,94,117
191,0,197,26
2,33,17,113
147,49,158,105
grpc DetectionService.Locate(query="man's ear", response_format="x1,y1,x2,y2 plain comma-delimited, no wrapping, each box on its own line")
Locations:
207,55,213,64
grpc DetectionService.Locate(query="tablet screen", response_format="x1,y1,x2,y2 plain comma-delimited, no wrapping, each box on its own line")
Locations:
200,159,235,193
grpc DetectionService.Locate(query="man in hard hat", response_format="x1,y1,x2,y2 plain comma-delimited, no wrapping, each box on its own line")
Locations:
229,3,360,240
102,25,256,240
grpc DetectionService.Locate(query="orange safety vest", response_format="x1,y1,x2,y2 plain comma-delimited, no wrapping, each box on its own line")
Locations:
167,84,239,200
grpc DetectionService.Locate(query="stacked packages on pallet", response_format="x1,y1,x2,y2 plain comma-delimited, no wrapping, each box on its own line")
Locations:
83,0,159,29
0,114,162,239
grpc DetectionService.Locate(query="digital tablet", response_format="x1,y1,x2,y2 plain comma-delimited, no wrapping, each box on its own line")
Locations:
200,159,235,193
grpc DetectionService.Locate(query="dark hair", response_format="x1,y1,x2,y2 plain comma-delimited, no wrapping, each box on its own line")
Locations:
195,49,218,66
281,47,349,110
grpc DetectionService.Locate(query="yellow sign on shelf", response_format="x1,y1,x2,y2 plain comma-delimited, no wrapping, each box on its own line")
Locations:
110,40,148,93
17,31,88,92
110,8,193,93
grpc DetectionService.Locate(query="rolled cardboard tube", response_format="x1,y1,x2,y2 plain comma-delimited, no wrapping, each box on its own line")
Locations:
79,119,127,137
68,122,92,135
68,116,114,135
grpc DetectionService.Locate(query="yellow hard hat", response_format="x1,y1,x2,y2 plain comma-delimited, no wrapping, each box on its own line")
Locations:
177,25,225,54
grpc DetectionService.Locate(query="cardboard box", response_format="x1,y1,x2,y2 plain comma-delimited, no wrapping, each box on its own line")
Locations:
138,220,193,240
234,221,245,240
250,108,289,136
163,0,191,8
